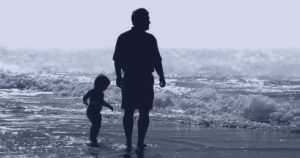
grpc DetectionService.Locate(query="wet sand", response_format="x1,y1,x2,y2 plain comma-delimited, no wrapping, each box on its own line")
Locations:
1,110,300,158
0,91,300,158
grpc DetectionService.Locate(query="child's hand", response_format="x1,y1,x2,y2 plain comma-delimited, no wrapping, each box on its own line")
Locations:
109,105,113,111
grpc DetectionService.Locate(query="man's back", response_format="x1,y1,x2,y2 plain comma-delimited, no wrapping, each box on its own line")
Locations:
113,28,162,75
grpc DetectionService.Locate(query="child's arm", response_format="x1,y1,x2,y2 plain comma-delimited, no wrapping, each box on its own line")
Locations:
83,91,90,106
102,101,113,111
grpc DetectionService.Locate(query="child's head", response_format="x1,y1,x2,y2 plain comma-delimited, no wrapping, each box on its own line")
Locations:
94,74,110,91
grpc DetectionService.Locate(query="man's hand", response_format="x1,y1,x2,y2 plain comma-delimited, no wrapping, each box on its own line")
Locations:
159,77,166,87
83,102,88,106
116,77,123,88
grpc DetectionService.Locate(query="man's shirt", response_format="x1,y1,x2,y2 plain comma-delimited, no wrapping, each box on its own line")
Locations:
113,27,162,74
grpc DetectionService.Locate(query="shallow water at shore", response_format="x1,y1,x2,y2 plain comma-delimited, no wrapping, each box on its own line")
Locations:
1,92,300,158
1,113,300,158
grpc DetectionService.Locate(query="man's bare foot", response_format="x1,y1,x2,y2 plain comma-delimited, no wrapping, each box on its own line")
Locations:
87,142,100,147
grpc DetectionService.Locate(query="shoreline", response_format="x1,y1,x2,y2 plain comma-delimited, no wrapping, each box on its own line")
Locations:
1,114,300,158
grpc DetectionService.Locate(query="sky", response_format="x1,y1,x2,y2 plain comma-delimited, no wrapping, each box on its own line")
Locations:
0,0,300,50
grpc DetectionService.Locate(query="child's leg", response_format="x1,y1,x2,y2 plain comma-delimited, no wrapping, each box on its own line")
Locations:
88,114,102,144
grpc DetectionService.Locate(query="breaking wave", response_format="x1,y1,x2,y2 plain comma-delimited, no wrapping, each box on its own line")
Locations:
1,71,300,130
153,88,299,129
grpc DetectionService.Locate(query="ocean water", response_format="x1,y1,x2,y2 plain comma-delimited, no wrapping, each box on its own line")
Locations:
1,48,300,157
1,48,300,77
1,48,300,129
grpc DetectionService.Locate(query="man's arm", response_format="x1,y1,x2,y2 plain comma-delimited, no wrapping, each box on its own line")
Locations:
114,61,123,88
152,35,166,87
155,62,166,87
113,35,123,88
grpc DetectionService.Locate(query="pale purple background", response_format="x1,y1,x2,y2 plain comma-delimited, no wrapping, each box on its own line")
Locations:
0,0,299,50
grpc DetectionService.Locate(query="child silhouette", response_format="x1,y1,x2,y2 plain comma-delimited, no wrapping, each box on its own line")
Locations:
83,74,113,147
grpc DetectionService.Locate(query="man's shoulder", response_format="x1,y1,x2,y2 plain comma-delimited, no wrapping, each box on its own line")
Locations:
145,32,156,41
118,30,132,39
144,31,154,36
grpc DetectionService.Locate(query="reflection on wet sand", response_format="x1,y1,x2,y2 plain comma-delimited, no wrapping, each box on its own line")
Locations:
1,90,300,158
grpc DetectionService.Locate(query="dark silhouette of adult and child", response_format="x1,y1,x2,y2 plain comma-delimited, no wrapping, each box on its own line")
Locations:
83,8,166,154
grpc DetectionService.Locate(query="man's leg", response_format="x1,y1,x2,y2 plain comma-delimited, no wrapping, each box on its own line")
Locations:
137,109,150,148
123,109,135,149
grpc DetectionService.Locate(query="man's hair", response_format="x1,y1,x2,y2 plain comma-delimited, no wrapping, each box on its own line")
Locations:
94,74,110,89
131,8,149,26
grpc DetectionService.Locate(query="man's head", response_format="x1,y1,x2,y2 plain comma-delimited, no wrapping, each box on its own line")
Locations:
131,8,150,31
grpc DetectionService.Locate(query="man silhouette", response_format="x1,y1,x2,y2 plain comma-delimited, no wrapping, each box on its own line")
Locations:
113,8,166,152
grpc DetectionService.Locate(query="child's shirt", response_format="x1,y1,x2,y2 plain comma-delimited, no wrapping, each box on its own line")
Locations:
83,89,105,115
